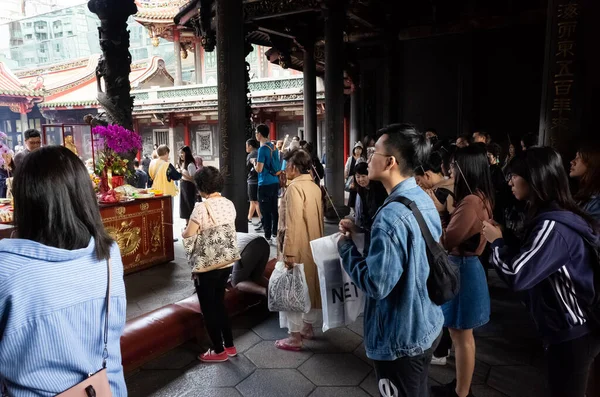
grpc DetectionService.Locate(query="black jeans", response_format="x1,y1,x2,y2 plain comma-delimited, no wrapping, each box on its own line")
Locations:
546,331,600,397
373,334,440,397
194,268,234,354
433,327,452,358
258,183,279,239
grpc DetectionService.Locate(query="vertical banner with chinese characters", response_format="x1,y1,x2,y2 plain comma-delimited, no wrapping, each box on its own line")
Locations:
539,0,580,155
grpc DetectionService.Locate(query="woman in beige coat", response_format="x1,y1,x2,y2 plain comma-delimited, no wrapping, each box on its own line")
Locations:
275,148,324,351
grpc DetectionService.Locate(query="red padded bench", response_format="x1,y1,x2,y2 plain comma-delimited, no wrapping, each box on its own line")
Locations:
121,259,276,373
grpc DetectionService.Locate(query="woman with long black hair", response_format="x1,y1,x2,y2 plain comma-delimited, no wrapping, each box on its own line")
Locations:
178,145,198,224
432,145,494,397
483,147,600,397
0,146,126,395
570,142,600,221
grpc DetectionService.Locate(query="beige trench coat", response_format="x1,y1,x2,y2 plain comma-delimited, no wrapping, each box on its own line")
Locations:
277,174,324,309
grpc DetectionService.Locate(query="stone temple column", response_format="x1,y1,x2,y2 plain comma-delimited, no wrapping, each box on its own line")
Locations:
173,27,183,86
194,40,203,84
217,0,248,232
303,40,318,156
324,1,346,217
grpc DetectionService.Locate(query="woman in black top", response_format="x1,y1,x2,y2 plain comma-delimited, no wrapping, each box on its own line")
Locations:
344,142,363,210
178,146,198,224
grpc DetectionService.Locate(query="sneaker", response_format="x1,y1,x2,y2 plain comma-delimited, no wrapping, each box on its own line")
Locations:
198,350,228,363
248,219,253,224
266,238,272,244
430,355,447,366
224,345,237,357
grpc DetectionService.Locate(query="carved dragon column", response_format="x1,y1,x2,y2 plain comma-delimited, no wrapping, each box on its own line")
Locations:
88,0,137,131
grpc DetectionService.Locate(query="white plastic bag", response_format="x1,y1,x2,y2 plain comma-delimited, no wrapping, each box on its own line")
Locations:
310,234,365,332
268,262,311,313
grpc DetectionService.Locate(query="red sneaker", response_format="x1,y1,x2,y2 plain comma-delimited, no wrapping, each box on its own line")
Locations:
198,350,228,363
224,345,237,357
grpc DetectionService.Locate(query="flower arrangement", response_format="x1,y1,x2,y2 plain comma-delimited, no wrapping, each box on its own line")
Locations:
92,124,142,177
0,131,14,170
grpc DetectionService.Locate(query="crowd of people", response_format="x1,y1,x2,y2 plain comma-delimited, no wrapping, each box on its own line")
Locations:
0,122,599,397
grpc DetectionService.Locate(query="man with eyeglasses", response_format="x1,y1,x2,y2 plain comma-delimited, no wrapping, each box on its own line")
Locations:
13,129,42,170
338,123,443,396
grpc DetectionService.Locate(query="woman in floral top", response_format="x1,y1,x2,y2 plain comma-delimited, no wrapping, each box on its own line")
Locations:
182,166,239,363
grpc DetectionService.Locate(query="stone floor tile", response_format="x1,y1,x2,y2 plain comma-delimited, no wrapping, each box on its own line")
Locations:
126,301,143,320
359,370,378,397
251,313,289,340
346,319,364,338
245,340,313,368
308,386,371,397
475,337,534,367
428,358,490,386
126,369,189,397
184,354,256,388
232,328,263,354
141,346,198,370
299,354,372,386
303,327,363,353
487,365,547,397
352,343,371,365
178,388,242,397
471,384,510,397
236,369,315,397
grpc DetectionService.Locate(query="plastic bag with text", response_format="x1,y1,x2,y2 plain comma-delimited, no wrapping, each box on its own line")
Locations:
268,262,311,313
310,234,365,332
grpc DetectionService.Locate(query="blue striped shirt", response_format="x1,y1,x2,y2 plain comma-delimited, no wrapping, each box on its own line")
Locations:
0,238,127,396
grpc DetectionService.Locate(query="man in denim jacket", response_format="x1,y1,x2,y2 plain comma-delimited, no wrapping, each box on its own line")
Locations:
339,124,443,396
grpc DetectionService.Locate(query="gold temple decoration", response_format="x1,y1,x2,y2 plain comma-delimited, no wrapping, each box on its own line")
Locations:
150,220,162,253
140,202,150,211
105,221,142,257
116,207,126,216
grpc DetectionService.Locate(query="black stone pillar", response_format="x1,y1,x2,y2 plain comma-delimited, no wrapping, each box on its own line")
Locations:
217,0,248,232
303,41,318,156
350,89,359,149
324,1,346,215
539,0,599,162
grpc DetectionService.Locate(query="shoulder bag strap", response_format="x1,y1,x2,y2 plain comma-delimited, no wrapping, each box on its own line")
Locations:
375,196,438,250
102,258,111,369
203,200,217,225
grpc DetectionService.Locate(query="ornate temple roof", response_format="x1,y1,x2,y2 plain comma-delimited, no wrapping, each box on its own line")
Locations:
0,62,44,113
134,0,189,24
0,62,45,98
15,56,174,110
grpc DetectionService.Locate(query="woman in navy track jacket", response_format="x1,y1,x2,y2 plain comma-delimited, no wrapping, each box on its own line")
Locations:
482,147,600,397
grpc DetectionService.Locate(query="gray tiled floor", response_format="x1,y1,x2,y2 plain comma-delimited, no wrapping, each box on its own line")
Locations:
126,270,549,396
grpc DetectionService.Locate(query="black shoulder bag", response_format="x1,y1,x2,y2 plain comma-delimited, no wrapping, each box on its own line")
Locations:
381,196,459,306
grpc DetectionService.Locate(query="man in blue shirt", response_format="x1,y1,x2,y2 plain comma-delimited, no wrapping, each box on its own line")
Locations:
338,124,443,397
253,124,281,243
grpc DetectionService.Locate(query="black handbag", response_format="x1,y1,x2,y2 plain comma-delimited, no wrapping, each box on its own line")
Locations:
379,196,459,305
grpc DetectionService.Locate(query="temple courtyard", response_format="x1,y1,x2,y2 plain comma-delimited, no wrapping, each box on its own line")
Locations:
123,205,548,397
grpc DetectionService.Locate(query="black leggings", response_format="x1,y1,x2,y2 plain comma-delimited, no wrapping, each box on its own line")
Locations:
546,331,600,397
194,268,234,354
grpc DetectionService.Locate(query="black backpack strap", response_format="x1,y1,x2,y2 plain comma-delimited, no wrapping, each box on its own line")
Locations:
375,196,438,249
392,196,439,251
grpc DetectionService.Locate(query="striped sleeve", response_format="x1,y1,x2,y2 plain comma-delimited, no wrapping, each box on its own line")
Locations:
490,220,568,291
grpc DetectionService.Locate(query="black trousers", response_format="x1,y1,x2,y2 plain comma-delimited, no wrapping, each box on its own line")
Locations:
433,327,452,358
258,183,279,239
194,268,234,354
546,331,600,397
373,334,440,397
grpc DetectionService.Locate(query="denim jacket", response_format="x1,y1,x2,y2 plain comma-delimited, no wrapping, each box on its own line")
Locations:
338,177,443,361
